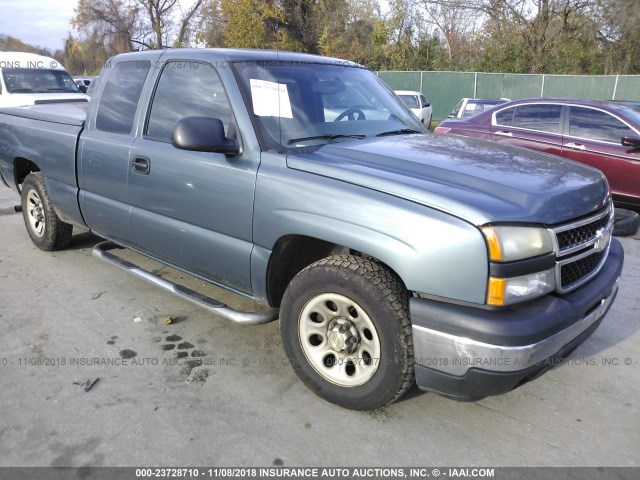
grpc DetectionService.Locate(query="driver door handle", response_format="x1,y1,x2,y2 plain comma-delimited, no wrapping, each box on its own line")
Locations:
131,157,150,175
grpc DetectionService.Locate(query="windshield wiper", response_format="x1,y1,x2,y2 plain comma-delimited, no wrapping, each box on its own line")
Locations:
288,134,365,145
375,128,421,137
9,88,35,93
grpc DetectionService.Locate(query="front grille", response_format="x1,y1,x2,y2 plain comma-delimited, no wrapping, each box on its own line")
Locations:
561,250,605,289
550,204,613,293
556,214,609,252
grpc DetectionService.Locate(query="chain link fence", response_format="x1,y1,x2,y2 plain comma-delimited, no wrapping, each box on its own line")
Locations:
378,71,640,121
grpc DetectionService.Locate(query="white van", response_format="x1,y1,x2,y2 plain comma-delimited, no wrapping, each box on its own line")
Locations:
0,52,89,107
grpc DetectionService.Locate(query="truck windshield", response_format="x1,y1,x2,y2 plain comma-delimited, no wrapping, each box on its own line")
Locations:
233,61,425,151
2,68,81,94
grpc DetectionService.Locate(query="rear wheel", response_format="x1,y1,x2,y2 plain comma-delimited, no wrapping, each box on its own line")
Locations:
280,255,414,410
21,172,72,251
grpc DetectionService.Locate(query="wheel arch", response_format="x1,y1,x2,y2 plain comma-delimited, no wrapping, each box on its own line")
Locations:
14,157,40,190
264,232,409,308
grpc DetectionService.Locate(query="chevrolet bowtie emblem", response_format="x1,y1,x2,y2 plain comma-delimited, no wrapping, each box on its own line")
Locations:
594,228,611,252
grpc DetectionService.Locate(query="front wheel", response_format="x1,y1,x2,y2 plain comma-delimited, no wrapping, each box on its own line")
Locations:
280,255,414,410
21,172,72,251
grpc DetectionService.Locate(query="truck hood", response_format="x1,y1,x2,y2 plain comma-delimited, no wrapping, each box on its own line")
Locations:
287,134,609,225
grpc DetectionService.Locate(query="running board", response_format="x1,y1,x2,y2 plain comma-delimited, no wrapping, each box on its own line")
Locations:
92,242,278,325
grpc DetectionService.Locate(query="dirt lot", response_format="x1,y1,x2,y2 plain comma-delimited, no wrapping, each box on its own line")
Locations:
0,185,639,468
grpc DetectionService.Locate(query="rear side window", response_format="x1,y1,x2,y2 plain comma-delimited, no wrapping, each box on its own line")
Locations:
495,104,562,133
96,61,150,134
145,61,233,142
568,106,635,143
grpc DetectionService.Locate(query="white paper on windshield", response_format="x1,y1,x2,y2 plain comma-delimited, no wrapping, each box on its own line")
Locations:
466,103,477,111
250,79,293,118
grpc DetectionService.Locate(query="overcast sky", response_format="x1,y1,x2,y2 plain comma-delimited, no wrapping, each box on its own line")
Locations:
0,0,199,52
0,0,79,51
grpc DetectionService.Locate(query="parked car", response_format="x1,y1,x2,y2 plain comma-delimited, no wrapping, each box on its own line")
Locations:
448,98,510,119
435,98,640,210
0,52,89,107
73,76,96,93
394,90,432,125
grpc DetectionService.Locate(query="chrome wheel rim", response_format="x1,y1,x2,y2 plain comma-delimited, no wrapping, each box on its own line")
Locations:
26,189,45,238
298,293,381,387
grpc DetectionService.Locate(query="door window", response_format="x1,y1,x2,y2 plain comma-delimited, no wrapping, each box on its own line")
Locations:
146,61,233,143
495,104,562,133
96,61,150,134
568,106,635,144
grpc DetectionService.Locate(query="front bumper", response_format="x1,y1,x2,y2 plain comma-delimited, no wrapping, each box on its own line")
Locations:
410,238,624,400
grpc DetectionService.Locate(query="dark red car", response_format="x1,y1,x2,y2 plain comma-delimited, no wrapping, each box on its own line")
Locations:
434,98,640,210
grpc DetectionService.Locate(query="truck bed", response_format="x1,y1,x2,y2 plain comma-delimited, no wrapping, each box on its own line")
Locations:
0,102,88,126
0,103,86,227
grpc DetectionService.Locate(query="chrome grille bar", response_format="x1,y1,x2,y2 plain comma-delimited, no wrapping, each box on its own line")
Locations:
548,204,614,294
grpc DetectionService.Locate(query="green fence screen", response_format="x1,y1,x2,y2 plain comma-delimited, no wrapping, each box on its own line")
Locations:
377,71,640,121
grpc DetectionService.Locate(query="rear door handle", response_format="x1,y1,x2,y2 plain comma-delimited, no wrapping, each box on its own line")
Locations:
494,130,512,137
565,142,586,151
131,157,150,174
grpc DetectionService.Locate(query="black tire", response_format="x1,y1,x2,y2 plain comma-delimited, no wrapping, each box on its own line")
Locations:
613,208,640,237
280,255,414,410
21,172,72,251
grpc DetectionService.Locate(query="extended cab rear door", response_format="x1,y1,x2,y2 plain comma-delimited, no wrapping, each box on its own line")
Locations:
127,55,258,294
78,58,154,244
490,103,564,156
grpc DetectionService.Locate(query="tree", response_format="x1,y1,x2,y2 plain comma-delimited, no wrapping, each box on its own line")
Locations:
60,0,640,74
73,0,144,52
143,0,179,48
418,0,480,67
194,0,225,47
175,0,205,47
0,34,56,56
72,0,203,51
595,0,640,74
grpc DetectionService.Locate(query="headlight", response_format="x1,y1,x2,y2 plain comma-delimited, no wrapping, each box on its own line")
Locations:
482,226,556,305
487,269,555,305
482,226,553,262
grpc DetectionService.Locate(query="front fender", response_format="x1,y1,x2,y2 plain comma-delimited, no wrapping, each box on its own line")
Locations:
253,153,488,304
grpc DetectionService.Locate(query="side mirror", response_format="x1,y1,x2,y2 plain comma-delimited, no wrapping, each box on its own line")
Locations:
78,85,87,93
621,136,640,149
423,101,431,108
447,114,455,118
172,116,240,156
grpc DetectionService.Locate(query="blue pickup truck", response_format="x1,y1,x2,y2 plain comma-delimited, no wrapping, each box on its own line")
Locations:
0,49,624,410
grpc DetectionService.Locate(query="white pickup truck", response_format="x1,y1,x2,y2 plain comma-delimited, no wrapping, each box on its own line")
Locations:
0,52,88,107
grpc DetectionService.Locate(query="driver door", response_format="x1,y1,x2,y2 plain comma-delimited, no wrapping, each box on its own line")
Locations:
128,60,257,293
